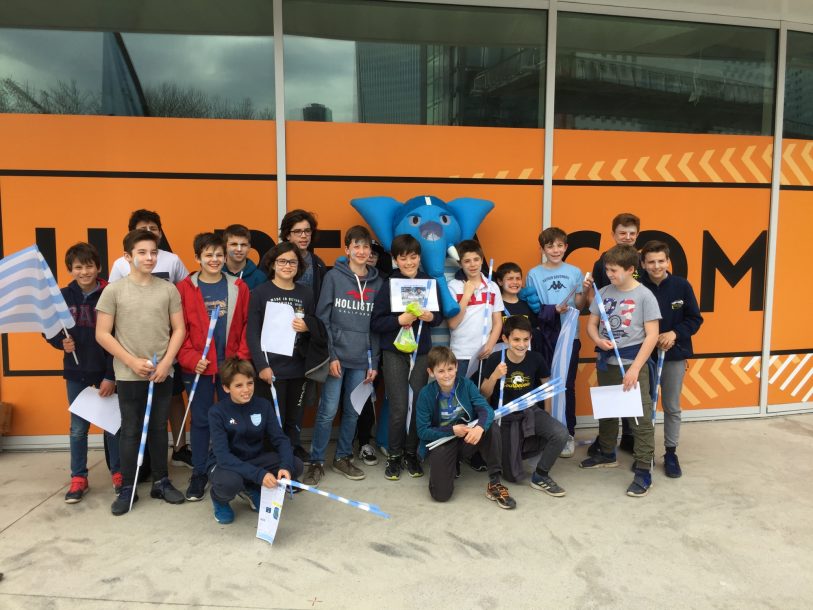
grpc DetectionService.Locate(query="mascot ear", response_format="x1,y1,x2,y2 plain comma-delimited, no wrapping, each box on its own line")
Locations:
446,197,495,239
350,196,403,250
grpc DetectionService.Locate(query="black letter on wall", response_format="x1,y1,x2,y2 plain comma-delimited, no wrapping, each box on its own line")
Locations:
700,230,767,312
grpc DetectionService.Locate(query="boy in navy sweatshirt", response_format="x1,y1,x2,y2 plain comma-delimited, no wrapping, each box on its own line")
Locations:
47,242,120,503
208,358,303,524
304,226,383,486
371,234,443,480
640,241,703,478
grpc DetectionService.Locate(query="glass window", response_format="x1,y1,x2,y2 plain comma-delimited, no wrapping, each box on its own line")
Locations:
556,13,777,135
784,30,813,139
0,28,274,119
283,0,546,127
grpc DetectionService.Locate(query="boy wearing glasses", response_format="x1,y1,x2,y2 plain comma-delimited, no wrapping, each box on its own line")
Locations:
222,224,268,291
248,242,315,458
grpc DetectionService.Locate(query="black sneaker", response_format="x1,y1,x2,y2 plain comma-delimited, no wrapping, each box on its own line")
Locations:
627,469,653,497
403,453,424,478
664,452,682,478
467,451,487,472
486,481,517,510
579,452,619,469
619,434,635,454
587,436,600,457
384,455,402,481
111,486,138,516
530,473,566,497
171,444,193,469
293,445,310,463
150,477,185,504
185,473,208,501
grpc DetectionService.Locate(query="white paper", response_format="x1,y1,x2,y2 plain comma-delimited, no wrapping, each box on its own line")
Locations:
256,483,287,545
260,302,296,357
389,278,439,312
350,381,374,415
589,384,644,419
68,386,121,434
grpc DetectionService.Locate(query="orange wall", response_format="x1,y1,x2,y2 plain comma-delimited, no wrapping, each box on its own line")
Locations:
1,115,810,435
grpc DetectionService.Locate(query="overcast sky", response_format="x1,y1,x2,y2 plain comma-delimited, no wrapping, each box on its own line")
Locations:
0,28,357,120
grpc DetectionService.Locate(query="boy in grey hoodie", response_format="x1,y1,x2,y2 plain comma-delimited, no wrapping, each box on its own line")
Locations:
304,226,382,485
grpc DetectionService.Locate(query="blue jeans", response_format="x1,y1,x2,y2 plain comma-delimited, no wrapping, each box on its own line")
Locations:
183,373,225,476
67,379,120,478
309,367,367,463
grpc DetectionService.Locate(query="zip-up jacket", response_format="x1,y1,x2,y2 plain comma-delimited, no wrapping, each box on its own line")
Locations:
46,279,115,384
370,270,444,355
223,258,267,291
208,395,294,484
316,260,382,370
416,377,494,452
640,272,703,361
177,272,250,376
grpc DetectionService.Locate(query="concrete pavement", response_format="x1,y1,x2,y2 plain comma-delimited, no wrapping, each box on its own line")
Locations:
1,415,812,609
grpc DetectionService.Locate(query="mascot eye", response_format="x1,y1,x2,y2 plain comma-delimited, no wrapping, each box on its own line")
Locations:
440,215,450,225
409,215,420,226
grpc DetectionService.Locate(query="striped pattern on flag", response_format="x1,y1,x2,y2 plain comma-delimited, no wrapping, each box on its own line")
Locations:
0,245,75,339
550,307,580,428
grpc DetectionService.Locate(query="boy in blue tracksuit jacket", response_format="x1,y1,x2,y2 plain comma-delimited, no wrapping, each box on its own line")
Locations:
640,241,703,479
416,346,516,509
46,242,120,504
208,358,304,524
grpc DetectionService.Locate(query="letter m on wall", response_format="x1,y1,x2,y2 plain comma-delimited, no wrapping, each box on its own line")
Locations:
700,231,767,312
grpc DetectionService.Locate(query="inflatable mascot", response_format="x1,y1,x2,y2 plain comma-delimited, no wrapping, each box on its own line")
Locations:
351,195,494,318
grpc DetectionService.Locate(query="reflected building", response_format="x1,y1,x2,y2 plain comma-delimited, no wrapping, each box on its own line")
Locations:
303,102,332,121
355,42,426,124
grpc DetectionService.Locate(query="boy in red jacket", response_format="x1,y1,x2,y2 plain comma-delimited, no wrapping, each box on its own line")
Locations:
177,232,250,501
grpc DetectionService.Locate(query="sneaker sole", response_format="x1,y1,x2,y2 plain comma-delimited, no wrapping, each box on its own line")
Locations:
65,489,88,504
214,515,234,524
331,466,365,481
407,471,424,478
559,451,575,458
665,471,682,479
529,482,566,497
579,461,619,469
361,458,379,466
185,493,206,502
384,473,401,481
485,491,517,509
627,481,653,497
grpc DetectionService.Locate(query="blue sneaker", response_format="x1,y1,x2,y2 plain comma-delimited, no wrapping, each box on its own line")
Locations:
664,452,682,478
211,494,235,524
626,469,652,497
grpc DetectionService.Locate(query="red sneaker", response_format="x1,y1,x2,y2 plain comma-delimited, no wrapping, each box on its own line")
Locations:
111,472,123,495
65,476,89,504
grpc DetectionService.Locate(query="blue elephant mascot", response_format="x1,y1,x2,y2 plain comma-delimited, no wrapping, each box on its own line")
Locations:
351,195,494,318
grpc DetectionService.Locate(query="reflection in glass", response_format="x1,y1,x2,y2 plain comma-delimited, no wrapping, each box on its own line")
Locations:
556,13,776,135
0,28,274,119
785,31,813,139
283,0,546,127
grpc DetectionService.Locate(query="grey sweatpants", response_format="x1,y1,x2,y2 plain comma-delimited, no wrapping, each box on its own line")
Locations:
660,360,686,449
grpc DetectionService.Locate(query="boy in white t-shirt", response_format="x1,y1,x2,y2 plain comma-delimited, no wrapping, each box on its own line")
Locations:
446,239,503,381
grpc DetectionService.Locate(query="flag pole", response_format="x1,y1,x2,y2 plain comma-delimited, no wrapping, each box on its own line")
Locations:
477,258,494,387
130,353,157,513
61,324,79,365
176,305,220,448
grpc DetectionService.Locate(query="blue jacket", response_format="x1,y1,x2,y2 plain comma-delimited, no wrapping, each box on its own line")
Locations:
416,377,494,452
224,258,267,291
370,270,444,355
208,395,294,484
45,279,114,385
640,272,703,361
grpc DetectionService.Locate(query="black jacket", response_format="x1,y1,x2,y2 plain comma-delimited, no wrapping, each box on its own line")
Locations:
640,272,703,361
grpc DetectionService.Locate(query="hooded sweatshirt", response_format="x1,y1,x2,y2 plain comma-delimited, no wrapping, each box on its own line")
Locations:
224,258,267,291
46,279,114,384
316,260,382,370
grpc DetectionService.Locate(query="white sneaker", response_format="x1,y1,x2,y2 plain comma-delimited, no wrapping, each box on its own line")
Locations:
559,436,575,458
359,444,379,466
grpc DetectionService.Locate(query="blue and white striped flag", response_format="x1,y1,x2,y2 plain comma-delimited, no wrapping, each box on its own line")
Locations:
0,245,75,339
550,307,580,428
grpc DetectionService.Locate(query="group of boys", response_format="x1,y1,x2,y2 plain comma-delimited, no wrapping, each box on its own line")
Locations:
53,207,701,523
